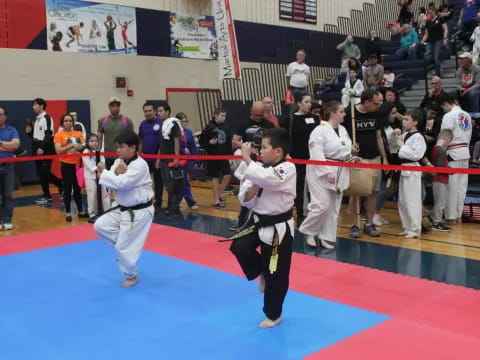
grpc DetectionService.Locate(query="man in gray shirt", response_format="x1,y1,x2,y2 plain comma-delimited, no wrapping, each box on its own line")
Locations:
336,35,361,73
452,52,480,112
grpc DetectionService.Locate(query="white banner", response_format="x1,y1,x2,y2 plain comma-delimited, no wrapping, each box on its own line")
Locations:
212,0,241,79
46,0,137,55
170,13,217,60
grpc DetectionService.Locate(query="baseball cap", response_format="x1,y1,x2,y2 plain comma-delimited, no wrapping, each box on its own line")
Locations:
459,52,472,59
108,96,122,105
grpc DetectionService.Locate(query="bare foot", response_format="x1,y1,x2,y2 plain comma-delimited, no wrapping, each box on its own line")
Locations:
258,274,265,293
258,317,282,328
121,277,139,287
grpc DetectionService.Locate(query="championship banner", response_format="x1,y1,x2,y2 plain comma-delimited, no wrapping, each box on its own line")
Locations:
169,13,217,59
212,0,241,79
46,0,137,54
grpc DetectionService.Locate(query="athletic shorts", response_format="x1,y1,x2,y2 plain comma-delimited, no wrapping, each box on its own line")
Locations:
206,160,231,178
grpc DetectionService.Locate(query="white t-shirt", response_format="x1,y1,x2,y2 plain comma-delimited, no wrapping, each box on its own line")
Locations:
286,62,310,88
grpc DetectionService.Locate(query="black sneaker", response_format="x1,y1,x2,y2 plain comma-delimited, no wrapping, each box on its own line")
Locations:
363,224,380,237
432,223,451,232
350,224,361,238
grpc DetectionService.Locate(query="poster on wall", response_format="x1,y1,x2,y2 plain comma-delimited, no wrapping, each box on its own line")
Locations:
169,13,217,60
212,0,241,79
46,0,137,54
279,0,317,24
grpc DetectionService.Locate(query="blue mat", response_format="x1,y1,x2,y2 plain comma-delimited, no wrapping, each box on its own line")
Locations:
0,241,389,360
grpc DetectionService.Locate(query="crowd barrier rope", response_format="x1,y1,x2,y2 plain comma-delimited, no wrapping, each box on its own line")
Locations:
7,153,480,175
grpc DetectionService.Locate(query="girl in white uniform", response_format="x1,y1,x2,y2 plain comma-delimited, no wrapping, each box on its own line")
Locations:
299,101,353,249
83,133,111,223
397,109,427,238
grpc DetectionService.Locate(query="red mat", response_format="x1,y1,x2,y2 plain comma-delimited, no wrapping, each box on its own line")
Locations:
3,224,480,359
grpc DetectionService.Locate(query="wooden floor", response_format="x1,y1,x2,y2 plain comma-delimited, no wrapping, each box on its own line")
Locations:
8,183,480,260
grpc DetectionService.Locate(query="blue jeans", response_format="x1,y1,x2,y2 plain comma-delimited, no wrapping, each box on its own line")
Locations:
181,166,196,207
160,162,182,214
376,178,394,211
395,46,417,60
449,88,480,112
0,163,14,223
425,40,443,76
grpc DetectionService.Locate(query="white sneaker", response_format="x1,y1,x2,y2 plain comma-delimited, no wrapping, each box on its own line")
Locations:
3,223,13,230
373,214,384,227
378,214,389,225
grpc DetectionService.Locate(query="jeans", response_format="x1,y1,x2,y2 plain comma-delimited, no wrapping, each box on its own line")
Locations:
181,166,196,207
376,178,394,211
395,46,417,60
160,161,182,214
425,40,443,76
0,163,14,223
449,88,480,112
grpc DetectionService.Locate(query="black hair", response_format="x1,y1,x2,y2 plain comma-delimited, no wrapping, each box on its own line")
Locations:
114,130,140,152
384,87,399,102
60,113,75,127
67,108,77,114
262,128,291,157
0,105,7,115
406,108,424,130
440,95,455,105
377,102,397,128
85,133,99,151
33,98,47,110
293,92,310,104
420,6,426,13
384,65,393,72
360,88,379,104
142,102,155,110
157,102,171,115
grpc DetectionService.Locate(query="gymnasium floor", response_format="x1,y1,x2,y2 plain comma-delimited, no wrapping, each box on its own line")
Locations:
1,185,480,359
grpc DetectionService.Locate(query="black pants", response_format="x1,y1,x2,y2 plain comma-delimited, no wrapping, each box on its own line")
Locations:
294,164,306,218
230,224,293,321
237,206,249,227
61,162,83,213
35,159,63,197
148,162,163,207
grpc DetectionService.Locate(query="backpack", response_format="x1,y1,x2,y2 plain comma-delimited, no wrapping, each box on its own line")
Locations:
100,114,128,131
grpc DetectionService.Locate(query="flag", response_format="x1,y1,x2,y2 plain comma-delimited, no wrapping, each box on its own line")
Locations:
212,0,241,79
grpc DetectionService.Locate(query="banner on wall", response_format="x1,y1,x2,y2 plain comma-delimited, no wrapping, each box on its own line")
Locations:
169,13,217,59
46,0,137,54
212,0,241,79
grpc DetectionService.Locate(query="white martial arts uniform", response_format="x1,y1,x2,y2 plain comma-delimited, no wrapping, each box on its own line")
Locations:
471,26,480,66
239,161,297,245
299,121,352,243
441,106,472,220
341,78,364,108
82,149,111,218
398,132,427,237
94,156,154,279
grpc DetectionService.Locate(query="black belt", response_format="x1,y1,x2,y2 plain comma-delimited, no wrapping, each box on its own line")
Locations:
253,209,293,228
119,200,152,212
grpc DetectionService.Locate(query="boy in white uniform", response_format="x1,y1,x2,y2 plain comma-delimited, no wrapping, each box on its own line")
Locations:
94,130,154,287
440,96,472,224
229,128,296,329
397,109,427,238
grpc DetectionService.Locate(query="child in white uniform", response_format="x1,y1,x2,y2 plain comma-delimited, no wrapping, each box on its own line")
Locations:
83,133,111,223
397,109,427,238
94,131,154,287
229,128,296,329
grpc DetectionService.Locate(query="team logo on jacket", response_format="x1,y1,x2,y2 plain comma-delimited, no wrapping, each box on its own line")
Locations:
458,114,470,131
153,124,160,131
274,166,286,180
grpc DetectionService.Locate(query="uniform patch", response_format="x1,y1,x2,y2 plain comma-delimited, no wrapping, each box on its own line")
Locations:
458,114,471,131
274,166,286,180
153,124,160,131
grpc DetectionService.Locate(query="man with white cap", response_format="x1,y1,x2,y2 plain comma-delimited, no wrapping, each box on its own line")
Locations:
452,52,480,112
97,97,133,169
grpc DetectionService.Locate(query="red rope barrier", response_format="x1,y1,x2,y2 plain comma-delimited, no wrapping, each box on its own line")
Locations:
6,152,480,175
